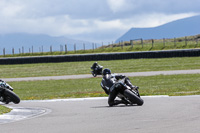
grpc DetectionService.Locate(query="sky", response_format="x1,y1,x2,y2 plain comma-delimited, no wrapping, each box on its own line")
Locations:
0,0,200,43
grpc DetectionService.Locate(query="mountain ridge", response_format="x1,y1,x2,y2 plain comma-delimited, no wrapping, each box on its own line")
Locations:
0,33,95,54
116,15,200,42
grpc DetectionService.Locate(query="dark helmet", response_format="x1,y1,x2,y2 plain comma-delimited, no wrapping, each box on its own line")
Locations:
102,68,111,75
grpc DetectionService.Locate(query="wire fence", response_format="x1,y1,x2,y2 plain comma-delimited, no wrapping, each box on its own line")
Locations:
0,43,103,56
104,35,200,50
0,35,200,56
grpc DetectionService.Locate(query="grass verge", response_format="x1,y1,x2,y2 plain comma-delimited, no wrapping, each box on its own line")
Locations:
0,105,12,115
0,57,200,78
8,74,200,100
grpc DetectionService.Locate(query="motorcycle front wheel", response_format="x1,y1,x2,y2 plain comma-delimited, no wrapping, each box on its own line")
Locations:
91,71,97,77
3,89,20,104
123,89,144,106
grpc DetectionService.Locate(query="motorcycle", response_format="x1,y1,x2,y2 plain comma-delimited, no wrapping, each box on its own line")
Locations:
0,80,20,104
112,78,143,106
91,64,103,77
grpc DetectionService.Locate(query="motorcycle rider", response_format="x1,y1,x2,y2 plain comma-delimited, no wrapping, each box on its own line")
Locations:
91,62,100,71
100,68,138,106
91,62,103,75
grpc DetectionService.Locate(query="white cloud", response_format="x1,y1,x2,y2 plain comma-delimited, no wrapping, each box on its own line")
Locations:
0,15,93,36
0,0,200,43
0,1,24,17
107,0,129,13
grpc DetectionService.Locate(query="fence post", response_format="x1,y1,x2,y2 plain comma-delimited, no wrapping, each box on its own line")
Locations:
141,38,143,48
130,40,133,48
174,37,176,47
42,46,43,53
3,48,5,56
22,47,24,54
19,48,21,54
12,48,14,55
92,43,94,51
163,38,165,47
65,44,67,54
185,36,187,46
120,40,123,49
50,45,52,53
83,43,85,51
74,44,76,53
32,46,33,54
152,39,154,48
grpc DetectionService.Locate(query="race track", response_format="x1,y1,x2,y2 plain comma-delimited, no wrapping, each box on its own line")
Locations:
1,96,200,133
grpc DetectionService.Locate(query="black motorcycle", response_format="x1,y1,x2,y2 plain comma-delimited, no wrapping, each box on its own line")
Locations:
91,63,103,77
114,78,143,106
0,80,20,104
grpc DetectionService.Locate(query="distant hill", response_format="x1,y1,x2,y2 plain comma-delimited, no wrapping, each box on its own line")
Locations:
116,15,200,43
0,33,95,54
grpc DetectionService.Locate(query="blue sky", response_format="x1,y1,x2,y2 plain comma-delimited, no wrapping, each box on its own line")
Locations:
0,0,199,43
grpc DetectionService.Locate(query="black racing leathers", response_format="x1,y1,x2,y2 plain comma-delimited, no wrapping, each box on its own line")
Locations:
100,74,134,106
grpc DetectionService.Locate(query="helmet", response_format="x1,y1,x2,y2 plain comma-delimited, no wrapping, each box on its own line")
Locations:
102,68,111,75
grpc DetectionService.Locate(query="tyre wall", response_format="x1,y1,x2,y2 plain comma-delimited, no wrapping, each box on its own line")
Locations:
0,49,199,64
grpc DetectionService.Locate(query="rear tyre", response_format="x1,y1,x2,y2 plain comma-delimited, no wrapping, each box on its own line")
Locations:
123,89,144,106
4,89,20,104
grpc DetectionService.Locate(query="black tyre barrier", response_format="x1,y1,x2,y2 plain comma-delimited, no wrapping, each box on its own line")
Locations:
0,49,199,64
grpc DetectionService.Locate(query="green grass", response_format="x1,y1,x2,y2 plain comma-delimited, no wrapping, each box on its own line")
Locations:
8,74,200,100
0,57,200,78
134,74,200,96
0,105,12,115
9,78,104,100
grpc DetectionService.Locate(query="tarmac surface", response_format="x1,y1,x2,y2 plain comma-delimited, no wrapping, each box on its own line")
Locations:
0,69,200,132
2,69,200,82
1,96,200,133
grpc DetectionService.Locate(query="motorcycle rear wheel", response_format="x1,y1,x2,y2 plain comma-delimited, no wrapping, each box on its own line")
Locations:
123,89,144,106
3,89,20,104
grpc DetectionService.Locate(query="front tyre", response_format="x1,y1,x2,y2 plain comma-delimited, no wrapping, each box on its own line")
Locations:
92,71,97,77
4,89,20,104
123,89,144,106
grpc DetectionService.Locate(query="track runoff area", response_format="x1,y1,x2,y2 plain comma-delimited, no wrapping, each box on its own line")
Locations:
1,95,200,133
1,69,200,133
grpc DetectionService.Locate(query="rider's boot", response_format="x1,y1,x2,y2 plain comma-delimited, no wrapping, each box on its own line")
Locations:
126,79,140,97
121,98,131,105
126,79,138,90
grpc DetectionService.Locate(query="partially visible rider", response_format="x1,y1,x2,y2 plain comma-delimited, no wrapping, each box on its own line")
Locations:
0,79,17,104
100,68,138,106
91,62,103,77
0,79,12,90
91,62,101,72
